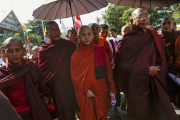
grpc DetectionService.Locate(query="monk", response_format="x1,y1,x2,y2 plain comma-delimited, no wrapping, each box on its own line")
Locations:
0,91,21,120
90,23,112,62
115,8,179,120
38,21,78,120
71,26,116,120
66,27,79,49
160,17,180,108
0,37,52,120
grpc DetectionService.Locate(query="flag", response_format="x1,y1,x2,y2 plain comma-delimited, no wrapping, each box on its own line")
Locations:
73,16,82,33
44,26,47,36
22,25,30,43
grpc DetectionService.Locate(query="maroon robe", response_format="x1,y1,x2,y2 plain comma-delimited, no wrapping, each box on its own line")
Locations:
38,38,78,120
116,25,178,120
0,59,52,120
161,30,180,108
0,91,21,120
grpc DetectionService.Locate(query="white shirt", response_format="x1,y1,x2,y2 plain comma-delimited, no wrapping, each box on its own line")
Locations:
0,58,6,67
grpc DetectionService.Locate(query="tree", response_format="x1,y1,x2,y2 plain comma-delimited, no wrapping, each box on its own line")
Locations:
28,34,42,46
172,3,180,24
102,4,173,32
25,18,48,37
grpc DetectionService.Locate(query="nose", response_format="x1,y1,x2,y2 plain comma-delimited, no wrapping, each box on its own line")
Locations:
13,51,17,56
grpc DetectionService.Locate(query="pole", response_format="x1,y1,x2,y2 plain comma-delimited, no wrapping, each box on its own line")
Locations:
41,20,45,37
69,0,74,25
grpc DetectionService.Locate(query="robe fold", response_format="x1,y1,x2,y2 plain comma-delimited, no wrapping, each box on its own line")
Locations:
93,37,113,63
38,38,78,120
71,43,116,120
117,25,178,120
161,30,180,108
0,59,52,120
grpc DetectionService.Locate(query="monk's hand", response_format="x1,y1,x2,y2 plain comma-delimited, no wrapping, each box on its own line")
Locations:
87,90,95,98
149,66,160,76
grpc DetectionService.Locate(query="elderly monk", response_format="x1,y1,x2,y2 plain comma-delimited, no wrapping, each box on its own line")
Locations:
160,17,180,108
38,21,78,120
90,23,112,62
115,8,178,120
0,37,52,120
31,46,39,64
71,26,116,120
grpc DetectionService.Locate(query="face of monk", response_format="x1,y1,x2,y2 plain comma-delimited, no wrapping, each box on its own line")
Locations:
132,8,150,31
47,23,60,41
161,17,173,33
121,26,131,37
99,28,108,39
91,24,100,39
5,41,25,65
79,26,93,47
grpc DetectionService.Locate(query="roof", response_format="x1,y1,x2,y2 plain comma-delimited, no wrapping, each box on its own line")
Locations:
0,10,23,33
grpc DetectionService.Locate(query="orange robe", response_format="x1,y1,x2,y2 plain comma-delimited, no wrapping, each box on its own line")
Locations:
93,37,113,63
71,44,116,120
175,35,180,69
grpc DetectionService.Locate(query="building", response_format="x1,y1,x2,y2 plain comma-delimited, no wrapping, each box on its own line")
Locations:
0,10,23,41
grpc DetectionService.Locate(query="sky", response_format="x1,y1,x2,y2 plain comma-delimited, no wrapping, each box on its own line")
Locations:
0,0,107,28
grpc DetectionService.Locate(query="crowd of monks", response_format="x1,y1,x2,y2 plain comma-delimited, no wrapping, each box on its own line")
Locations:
0,7,180,120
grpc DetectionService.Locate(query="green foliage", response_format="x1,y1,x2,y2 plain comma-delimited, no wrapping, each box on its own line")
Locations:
102,4,177,31
172,3,180,24
25,18,48,37
102,4,133,34
28,34,42,46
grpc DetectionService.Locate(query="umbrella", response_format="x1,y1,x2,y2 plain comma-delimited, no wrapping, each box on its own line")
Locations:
33,0,108,21
108,0,180,8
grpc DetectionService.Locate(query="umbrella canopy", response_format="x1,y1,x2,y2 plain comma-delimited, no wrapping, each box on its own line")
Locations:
33,0,108,20
108,0,180,8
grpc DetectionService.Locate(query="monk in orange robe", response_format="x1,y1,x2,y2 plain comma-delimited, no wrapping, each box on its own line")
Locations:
71,26,116,120
90,23,112,62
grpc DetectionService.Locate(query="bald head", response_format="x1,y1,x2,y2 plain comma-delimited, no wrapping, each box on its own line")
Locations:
131,7,150,32
3,37,23,49
79,26,92,35
78,26,93,48
161,16,174,33
131,8,149,18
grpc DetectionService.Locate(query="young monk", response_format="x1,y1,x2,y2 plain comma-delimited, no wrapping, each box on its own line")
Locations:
90,23,112,63
71,26,116,120
0,37,52,120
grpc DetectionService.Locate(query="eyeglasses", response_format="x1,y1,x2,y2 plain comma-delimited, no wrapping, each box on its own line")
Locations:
134,14,150,20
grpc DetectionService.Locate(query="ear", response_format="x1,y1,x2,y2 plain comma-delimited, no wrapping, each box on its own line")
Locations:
130,19,133,24
47,31,50,37
1,49,5,54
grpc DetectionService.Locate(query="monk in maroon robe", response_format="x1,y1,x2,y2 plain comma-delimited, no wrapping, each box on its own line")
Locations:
0,37,52,120
160,17,180,108
38,21,78,120
115,8,178,120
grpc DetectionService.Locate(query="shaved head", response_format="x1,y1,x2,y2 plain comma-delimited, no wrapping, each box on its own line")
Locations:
79,25,92,35
3,37,23,49
161,16,174,24
131,7,149,18
78,25,93,48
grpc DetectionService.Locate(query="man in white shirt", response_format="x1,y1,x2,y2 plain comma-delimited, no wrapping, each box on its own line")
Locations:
107,28,122,62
